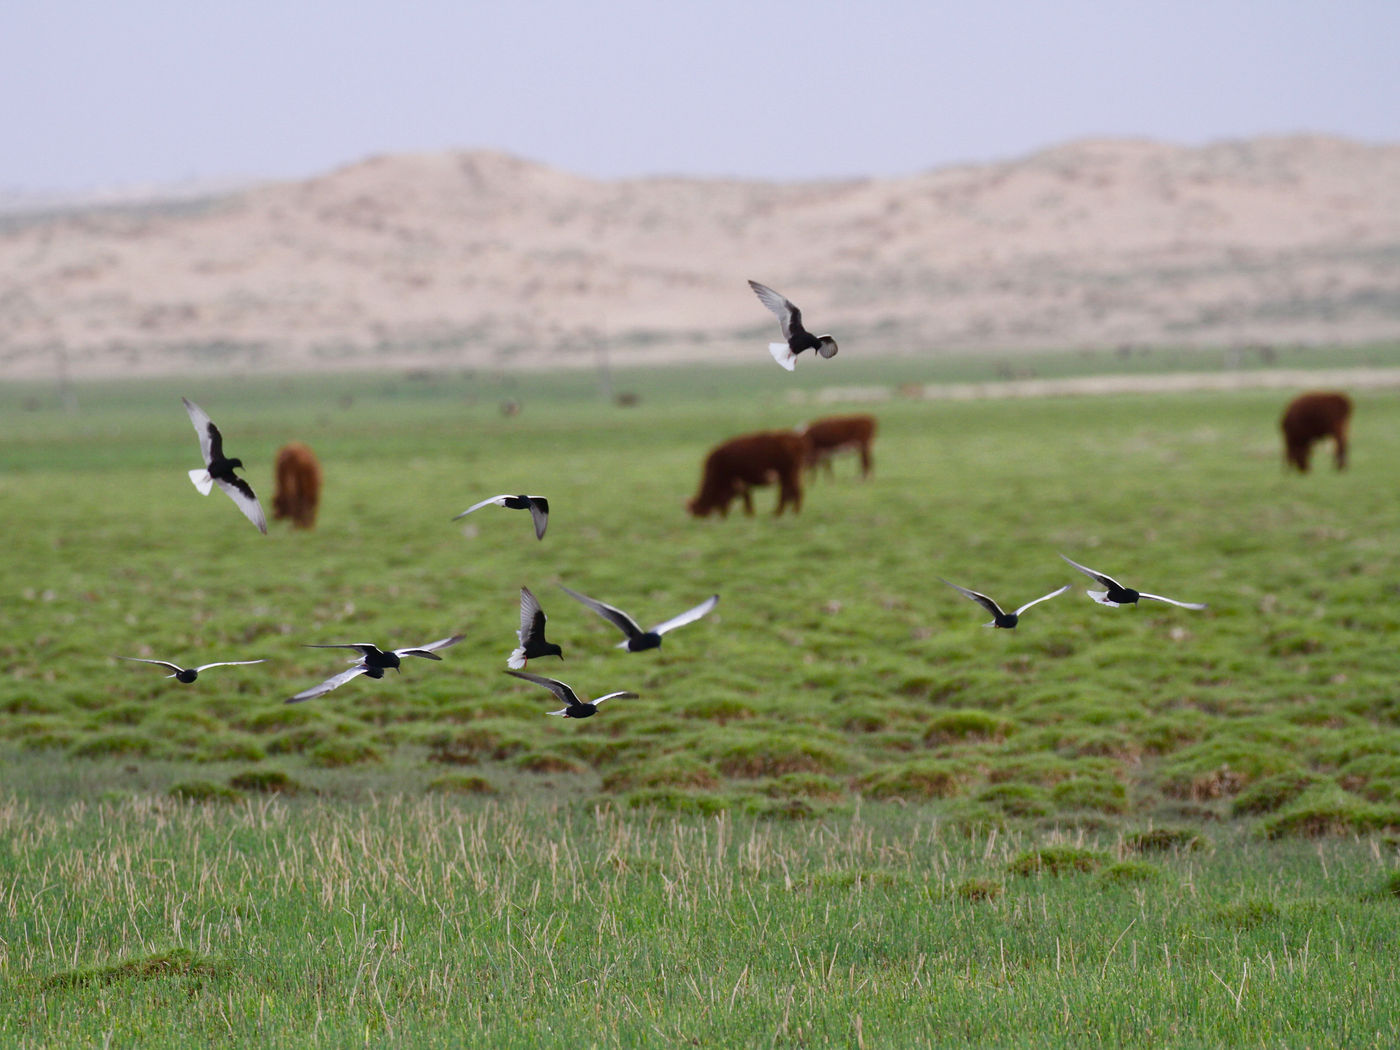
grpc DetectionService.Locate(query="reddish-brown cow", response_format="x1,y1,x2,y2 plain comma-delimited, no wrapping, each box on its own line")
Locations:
687,430,806,518
797,414,877,479
271,442,323,529
1281,392,1352,473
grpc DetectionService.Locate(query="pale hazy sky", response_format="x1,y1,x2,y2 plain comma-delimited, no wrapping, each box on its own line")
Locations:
3,0,1397,192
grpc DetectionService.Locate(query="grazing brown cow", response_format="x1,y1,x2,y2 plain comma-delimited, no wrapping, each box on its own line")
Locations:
271,442,322,529
687,430,806,518
798,414,877,479
1281,392,1352,473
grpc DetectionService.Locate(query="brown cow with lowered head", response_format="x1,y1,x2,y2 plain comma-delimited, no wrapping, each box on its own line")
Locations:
797,414,876,479
271,442,322,528
687,430,805,518
1281,392,1352,473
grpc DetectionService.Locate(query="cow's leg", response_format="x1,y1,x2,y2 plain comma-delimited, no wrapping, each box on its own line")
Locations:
1285,434,1310,472
777,469,802,515
740,486,754,516
1334,421,1349,470
858,441,872,478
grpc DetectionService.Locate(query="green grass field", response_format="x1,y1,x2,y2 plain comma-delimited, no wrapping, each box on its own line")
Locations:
3,351,1400,1046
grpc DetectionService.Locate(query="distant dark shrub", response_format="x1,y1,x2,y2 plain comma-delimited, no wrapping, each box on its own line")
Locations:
228,769,302,794
1123,827,1205,854
956,878,1003,902
426,773,496,795
1215,898,1280,929
1007,846,1107,877
746,797,829,820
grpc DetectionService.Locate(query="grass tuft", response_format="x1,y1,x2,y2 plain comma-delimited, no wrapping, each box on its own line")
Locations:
858,758,966,799
228,768,303,794
1007,846,1108,877
1231,771,1324,816
42,948,228,989
1258,784,1400,839
1099,860,1164,885
308,738,382,768
955,877,1004,902
1123,827,1205,854
923,709,1014,746
426,772,497,794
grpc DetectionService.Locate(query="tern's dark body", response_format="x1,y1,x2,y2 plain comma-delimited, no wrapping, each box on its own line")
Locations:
519,635,564,662
748,281,838,370
120,656,267,683
622,632,663,653
510,587,563,668
453,494,550,539
1060,554,1206,611
559,585,718,653
314,645,404,672
505,669,637,719
207,449,246,487
182,397,267,533
559,699,601,719
288,636,461,703
939,579,1069,629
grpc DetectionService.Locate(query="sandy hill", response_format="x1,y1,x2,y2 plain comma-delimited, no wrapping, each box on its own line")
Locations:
2,135,1398,379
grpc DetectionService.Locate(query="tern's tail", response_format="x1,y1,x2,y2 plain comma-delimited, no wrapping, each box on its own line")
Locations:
507,647,527,670
1086,590,1120,607
768,343,797,371
188,469,214,495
